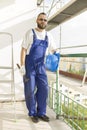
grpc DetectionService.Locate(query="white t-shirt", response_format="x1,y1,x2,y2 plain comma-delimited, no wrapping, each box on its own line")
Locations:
22,29,56,55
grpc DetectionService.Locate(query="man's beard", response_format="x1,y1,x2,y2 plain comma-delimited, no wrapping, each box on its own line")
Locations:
37,23,47,29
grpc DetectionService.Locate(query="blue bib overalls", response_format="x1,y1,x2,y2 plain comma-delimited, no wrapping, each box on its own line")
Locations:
24,29,49,116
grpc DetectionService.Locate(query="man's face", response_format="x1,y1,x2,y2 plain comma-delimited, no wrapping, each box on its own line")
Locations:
36,14,48,29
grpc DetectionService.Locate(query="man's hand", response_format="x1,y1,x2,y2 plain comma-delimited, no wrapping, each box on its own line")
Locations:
20,65,25,76
51,50,56,54
17,64,25,76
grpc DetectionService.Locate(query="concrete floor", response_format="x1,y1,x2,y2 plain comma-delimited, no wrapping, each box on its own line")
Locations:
0,101,72,130
1,71,86,130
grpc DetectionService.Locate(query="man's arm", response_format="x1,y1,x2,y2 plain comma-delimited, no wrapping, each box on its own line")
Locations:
20,47,27,66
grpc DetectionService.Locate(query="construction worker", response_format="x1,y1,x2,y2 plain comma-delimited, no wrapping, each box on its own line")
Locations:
20,12,56,123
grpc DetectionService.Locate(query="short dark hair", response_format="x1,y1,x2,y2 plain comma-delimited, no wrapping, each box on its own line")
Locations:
37,12,47,18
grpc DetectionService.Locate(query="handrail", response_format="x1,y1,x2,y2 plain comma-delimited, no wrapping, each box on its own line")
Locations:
61,53,87,57
57,44,87,50
48,81,87,130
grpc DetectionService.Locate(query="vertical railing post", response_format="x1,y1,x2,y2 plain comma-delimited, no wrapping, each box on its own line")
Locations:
55,69,61,119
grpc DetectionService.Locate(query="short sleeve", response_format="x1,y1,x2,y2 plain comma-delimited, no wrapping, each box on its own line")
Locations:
46,32,56,55
21,29,33,54
22,29,33,50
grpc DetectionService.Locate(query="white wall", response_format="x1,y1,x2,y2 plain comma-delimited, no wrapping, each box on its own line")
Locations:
0,0,37,100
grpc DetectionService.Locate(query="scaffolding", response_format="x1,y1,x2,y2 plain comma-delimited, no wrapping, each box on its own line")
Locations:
0,32,16,120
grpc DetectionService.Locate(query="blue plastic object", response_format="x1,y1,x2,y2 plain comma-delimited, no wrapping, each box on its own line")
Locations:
45,53,60,72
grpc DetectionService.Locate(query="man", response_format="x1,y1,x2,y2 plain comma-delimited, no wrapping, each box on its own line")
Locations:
20,12,56,123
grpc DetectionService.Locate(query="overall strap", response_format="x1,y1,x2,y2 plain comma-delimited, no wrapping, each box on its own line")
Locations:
32,29,37,41
32,29,48,47
45,32,48,47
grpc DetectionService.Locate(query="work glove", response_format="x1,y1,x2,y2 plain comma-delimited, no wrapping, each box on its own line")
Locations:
20,65,26,76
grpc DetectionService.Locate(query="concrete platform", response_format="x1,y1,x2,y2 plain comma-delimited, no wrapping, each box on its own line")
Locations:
1,70,86,130
0,101,71,130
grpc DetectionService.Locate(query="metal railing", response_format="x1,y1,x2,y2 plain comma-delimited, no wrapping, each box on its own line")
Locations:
47,52,87,130
37,0,66,18
0,32,16,120
48,84,87,130
0,32,15,100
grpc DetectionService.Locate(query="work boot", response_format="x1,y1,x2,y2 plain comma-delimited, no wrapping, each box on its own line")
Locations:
38,115,49,122
31,116,39,123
